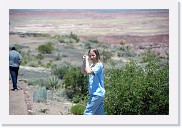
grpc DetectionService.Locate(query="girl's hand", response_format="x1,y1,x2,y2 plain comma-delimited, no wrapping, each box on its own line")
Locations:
82,55,86,62
82,55,89,61
85,55,89,61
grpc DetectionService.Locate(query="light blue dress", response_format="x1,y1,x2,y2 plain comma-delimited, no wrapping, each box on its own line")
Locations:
84,63,105,115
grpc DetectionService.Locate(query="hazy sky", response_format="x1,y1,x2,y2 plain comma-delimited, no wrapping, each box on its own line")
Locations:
10,9,168,13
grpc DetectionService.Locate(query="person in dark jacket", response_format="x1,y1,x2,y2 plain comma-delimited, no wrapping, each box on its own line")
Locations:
9,46,22,91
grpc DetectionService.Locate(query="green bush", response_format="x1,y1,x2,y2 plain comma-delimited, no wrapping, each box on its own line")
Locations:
104,51,169,115
38,43,54,54
63,66,88,99
36,53,44,60
70,104,85,115
51,62,71,79
45,60,53,68
72,95,81,103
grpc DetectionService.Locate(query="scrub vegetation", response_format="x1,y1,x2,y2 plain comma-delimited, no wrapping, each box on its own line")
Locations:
13,32,169,115
9,10,169,115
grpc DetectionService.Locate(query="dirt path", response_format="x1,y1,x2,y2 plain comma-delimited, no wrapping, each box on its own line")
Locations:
9,81,28,115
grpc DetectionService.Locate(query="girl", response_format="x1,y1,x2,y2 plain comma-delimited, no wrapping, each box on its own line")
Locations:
81,49,105,115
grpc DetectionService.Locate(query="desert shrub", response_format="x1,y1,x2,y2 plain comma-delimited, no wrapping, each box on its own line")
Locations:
140,50,169,114
27,78,46,86
106,59,117,67
27,54,37,61
20,52,28,65
51,62,72,79
20,52,38,66
55,53,61,60
33,86,47,103
15,44,23,51
45,76,61,90
53,32,80,44
101,49,112,63
69,32,80,43
55,88,67,98
118,46,136,57
70,104,85,115
61,38,75,44
107,59,125,69
141,49,162,63
55,36,64,43
45,60,53,68
117,51,123,57
36,53,44,65
20,51,26,66
27,60,39,67
104,61,145,115
88,39,100,44
63,66,88,99
72,95,81,103
36,53,44,60
83,39,100,49
52,34,60,40
38,43,54,54
104,51,169,115
84,40,92,49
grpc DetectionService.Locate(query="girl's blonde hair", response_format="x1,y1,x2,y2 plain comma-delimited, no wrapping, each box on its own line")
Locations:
88,48,100,62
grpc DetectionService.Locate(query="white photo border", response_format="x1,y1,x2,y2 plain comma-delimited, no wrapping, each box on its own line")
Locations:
0,0,179,125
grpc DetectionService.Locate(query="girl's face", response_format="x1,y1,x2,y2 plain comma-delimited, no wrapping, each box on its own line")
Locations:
89,50,97,63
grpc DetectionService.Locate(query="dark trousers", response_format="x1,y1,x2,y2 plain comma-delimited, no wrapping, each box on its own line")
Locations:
9,66,19,89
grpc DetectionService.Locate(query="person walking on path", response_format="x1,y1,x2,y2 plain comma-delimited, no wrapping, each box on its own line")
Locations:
81,48,105,115
9,46,22,91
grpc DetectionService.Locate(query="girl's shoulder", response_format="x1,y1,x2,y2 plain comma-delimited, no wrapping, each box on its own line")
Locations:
91,63,103,68
96,62,103,68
